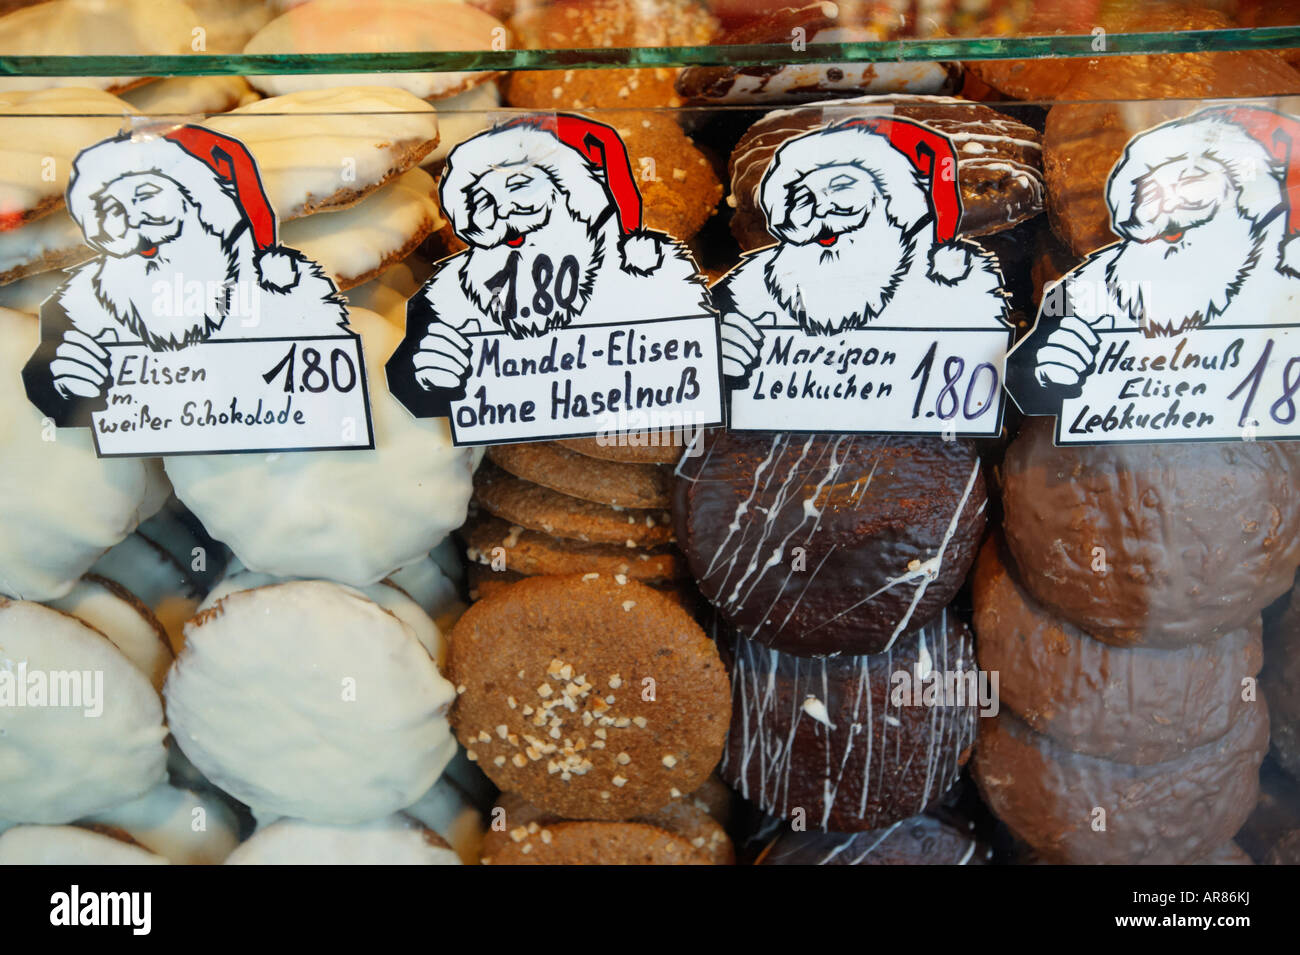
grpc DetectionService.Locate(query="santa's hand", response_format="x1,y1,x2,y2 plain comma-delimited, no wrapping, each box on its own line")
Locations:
721,311,766,381
50,328,113,401
413,319,475,392
1034,316,1101,389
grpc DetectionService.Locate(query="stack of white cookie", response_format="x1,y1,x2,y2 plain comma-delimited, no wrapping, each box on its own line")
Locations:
0,0,530,864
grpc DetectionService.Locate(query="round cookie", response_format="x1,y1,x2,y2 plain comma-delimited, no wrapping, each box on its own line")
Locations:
608,113,723,241
243,0,504,101
720,609,978,832
757,814,991,865
465,565,699,611
974,535,1264,765
487,441,672,509
973,706,1269,865
47,574,173,692
225,814,460,865
676,4,958,105
90,532,201,653
207,88,441,221
462,514,683,581
727,95,1044,251
473,461,675,547
280,167,443,291
0,598,168,823
1001,417,1300,647
404,775,487,865
1198,841,1255,865
1262,579,1300,780
81,782,242,865
505,0,718,111
0,825,168,864
165,579,457,824
675,431,987,656
0,87,137,230
448,574,731,820
165,308,473,588
0,209,91,285
120,76,257,115
0,310,158,602
557,436,685,466
0,0,197,94
1265,830,1300,865
481,791,732,864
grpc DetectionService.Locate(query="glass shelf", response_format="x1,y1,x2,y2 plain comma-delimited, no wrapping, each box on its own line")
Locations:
3,26,1300,77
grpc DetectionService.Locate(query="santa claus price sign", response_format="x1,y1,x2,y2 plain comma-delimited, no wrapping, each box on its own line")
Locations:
386,115,724,445
21,125,374,457
1006,105,1300,445
716,115,1013,436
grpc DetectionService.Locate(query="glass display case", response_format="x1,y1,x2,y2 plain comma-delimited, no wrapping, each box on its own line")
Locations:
2,0,1299,883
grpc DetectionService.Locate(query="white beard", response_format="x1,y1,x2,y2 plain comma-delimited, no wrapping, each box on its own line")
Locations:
458,209,605,337
1107,205,1265,337
764,210,912,334
93,215,255,351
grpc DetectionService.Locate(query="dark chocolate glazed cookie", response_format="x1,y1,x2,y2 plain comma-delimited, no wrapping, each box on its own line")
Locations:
675,431,987,656
974,535,1264,765
1001,417,1300,648
973,705,1268,865
727,95,1043,251
756,813,991,865
719,608,979,832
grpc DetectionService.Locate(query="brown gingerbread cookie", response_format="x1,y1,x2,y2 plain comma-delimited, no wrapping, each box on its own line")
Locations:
462,514,683,581
974,535,1264,765
473,461,675,547
466,565,699,611
487,441,673,509
448,574,731,820
557,436,686,466
1001,417,1300,648
505,0,718,111
973,705,1268,865
481,791,733,864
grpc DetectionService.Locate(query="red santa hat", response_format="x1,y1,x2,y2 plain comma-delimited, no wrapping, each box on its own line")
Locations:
440,115,665,274
66,125,277,252
1106,106,1300,274
758,114,972,282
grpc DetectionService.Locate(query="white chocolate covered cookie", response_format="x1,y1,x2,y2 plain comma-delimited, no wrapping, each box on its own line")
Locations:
206,87,440,221
0,825,169,864
281,168,443,291
165,579,457,823
0,0,200,94
164,308,473,586
244,0,503,101
81,782,241,865
0,88,136,230
225,814,460,865
0,598,168,823
0,309,160,601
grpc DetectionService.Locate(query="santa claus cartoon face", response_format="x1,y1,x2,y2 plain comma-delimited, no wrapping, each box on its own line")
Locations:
1108,154,1268,335
461,162,560,249
774,164,877,246
1122,158,1234,246
90,172,189,260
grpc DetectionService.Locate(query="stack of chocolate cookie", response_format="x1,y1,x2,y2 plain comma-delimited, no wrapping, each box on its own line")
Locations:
674,431,991,837
973,418,1300,863
462,438,694,607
